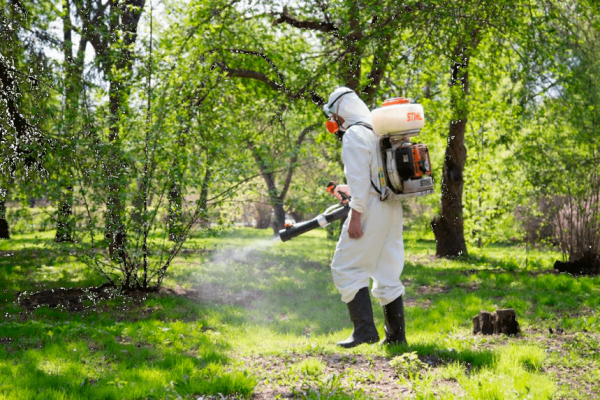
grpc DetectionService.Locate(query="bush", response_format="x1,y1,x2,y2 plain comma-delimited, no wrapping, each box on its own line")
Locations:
552,189,600,262
516,199,556,245
518,182,600,265
294,358,326,378
389,351,429,378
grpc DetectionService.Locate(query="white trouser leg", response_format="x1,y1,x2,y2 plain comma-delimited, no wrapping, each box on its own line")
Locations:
372,202,404,305
331,195,399,303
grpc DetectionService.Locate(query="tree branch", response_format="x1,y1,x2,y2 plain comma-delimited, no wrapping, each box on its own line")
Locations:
361,34,391,104
309,90,326,108
383,2,426,25
226,48,285,87
213,48,326,109
74,0,110,66
215,61,283,91
278,125,314,201
273,6,338,35
314,0,334,26
0,63,57,92
247,138,278,197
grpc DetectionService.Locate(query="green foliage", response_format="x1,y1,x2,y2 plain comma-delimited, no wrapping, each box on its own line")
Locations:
0,0,56,180
389,351,429,378
295,358,326,378
0,291,257,399
436,361,465,381
511,1,600,260
5,0,599,278
3,0,600,394
399,369,435,399
497,344,547,372
4,226,600,398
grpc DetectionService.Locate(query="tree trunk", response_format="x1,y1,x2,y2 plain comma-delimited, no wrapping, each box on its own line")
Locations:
55,185,74,242
271,201,286,234
247,126,312,235
199,166,211,214
254,202,272,229
289,209,305,224
105,80,127,259
101,0,145,260
56,0,86,243
472,311,494,335
167,128,187,240
0,190,9,239
247,139,284,234
168,178,182,241
431,42,471,258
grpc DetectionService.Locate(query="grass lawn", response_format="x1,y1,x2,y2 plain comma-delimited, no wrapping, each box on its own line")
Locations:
1,226,599,399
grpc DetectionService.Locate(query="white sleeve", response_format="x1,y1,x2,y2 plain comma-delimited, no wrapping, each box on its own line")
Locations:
341,128,372,214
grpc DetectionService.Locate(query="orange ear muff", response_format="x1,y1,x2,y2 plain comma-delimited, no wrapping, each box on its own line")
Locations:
326,120,339,133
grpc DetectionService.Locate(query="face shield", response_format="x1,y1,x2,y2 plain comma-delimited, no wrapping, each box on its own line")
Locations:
324,90,353,136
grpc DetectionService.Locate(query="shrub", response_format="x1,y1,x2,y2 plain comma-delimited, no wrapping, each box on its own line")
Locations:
518,180,600,265
389,351,429,378
516,198,556,245
552,189,600,262
498,344,546,372
294,357,326,378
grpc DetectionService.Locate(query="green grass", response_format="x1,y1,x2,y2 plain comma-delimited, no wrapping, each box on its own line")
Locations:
1,225,600,398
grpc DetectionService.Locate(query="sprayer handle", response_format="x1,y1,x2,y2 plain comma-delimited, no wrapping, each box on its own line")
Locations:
326,181,350,204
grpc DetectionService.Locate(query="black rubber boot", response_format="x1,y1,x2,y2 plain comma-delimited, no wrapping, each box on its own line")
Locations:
380,295,407,346
337,287,380,348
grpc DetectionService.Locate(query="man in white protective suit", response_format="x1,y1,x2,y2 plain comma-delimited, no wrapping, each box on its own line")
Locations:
324,87,407,348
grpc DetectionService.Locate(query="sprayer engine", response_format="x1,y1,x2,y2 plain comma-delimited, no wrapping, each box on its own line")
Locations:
382,137,434,195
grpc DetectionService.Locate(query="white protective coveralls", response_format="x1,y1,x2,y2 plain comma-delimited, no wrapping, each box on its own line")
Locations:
329,88,405,306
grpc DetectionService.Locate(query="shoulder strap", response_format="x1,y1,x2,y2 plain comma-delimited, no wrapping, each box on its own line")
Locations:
346,122,374,131
371,180,381,194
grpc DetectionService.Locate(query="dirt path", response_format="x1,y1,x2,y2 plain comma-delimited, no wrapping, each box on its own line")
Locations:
243,352,461,399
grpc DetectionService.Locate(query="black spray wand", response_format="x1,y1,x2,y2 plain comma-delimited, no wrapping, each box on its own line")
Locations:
279,182,350,242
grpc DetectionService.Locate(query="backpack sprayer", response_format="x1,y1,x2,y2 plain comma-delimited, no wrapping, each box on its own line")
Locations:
279,182,350,242
370,97,434,200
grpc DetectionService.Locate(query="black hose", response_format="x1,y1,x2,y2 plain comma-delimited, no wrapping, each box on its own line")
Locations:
279,205,350,242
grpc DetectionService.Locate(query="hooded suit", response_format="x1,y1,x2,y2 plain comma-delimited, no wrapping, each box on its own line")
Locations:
328,88,405,306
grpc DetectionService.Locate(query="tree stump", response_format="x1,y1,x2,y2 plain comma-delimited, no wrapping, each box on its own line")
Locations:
473,309,520,336
472,311,495,335
554,255,600,276
494,309,520,335
0,216,10,239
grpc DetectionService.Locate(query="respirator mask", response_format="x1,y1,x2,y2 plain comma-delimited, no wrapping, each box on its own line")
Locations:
324,91,353,141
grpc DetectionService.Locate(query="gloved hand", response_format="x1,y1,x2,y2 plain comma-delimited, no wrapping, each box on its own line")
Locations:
332,185,351,204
